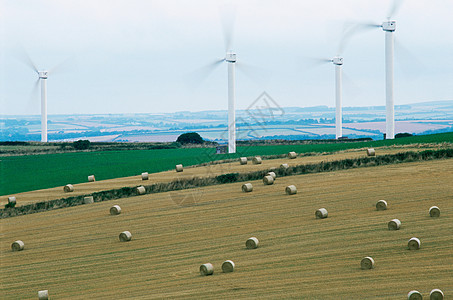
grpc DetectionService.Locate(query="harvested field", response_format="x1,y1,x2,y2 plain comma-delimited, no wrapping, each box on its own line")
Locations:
1,159,452,299
1,146,438,207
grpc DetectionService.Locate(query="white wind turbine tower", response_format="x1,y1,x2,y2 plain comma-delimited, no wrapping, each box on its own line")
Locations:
332,56,344,139
360,0,403,139
194,8,238,153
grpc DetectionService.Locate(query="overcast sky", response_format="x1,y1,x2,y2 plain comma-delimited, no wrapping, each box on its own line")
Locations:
1,0,452,115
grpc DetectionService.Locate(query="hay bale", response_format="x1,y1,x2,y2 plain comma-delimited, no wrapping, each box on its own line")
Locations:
141,172,149,180
388,219,401,230
175,164,183,172
239,157,248,165
7,196,16,208
252,156,262,164
119,231,132,242
429,206,440,218
376,200,388,211
63,184,74,193
408,237,421,250
200,263,214,276
280,163,289,170
288,151,297,159
266,171,276,179
360,256,375,270
136,185,146,195
11,240,24,251
88,175,95,182
222,260,235,273
242,183,253,192
110,205,121,215
407,290,423,300
285,185,297,195
38,290,49,300
430,289,444,300
367,148,376,156
316,208,328,219
83,196,94,204
246,237,259,249
263,175,274,185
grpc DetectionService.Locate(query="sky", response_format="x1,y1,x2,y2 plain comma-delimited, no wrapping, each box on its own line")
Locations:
1,0,452,116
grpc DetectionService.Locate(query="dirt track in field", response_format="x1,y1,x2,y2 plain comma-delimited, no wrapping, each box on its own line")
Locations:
1,158,452,299
1,146,437,207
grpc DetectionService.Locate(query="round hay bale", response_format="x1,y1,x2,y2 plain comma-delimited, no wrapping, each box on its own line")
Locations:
408,237,421,250
141,172,149,180
252,156,262,164
239,157,248,165
7,196,16,208
266,171,276,179
242,183,253,192
246,237,259,249
63,184,74,193
263,175,274,185
285,185,297,195
367,148,376,156
222,260,235,273
110,205,122,215
83,196,94,204
200,263,214,276
88,175,95,182
136,186,146,195
407,290,423,300
288,151,297,159
429,206,440,218
280,163,289,170
316,208,328,219
430,289,444,300
11,240,24,251
360,256,375,270
119,231,132,242
388,219,401,230
38,290,49,300
376,200,388,211
175,164,183,172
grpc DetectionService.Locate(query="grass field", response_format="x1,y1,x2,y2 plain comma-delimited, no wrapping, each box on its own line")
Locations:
1,159,452,299
2,132,453,196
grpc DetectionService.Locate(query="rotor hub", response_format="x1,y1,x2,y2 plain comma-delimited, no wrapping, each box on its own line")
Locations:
225,52,236,63
332,57,343,66
38,71,48,79
382,20,396,32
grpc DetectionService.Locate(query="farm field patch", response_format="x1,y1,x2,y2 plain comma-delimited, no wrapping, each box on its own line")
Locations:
1,159,452,299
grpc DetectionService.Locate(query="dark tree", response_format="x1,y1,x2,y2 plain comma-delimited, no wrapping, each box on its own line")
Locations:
73,139,91,150
395,133,413,138
176,132,204,145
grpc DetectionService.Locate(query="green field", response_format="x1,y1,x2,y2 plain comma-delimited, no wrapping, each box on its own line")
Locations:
1,132,453,196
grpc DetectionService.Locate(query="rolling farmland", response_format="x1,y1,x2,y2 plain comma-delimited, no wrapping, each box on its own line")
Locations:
2,131,453,196
1,158,452,299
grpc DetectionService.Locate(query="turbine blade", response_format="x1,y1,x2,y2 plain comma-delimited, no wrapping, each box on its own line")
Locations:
25,78,40,114
219,4,236,52
337,22,381,55
236,61,271,85
394,37,425,78
49,56,76,76
15,45,38,73
387,0,404,19
186,58,224,87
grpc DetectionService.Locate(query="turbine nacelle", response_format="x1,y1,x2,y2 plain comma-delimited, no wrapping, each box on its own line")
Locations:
382,20,396,32
38,71,48,79
332,57,343,66
225,51,236,63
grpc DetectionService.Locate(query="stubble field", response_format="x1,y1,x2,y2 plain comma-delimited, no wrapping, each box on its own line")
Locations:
1,158,452,299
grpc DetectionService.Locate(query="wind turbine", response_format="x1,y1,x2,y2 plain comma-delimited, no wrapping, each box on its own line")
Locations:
358,1,402,139
21,54,50,143
193,9,238,153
